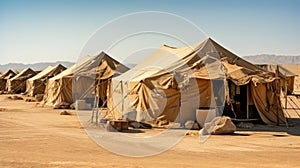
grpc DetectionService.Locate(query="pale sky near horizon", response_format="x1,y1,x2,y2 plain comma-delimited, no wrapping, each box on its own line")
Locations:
0,0,299,65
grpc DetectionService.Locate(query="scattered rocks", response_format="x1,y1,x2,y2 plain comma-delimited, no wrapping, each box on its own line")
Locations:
7,95,24,100
128,120,152,129
54,102,71,109
60,111,71,115
0,108,7,112
236,122,254,129
35,94,44,102
25,98,36,102
184,120,200,130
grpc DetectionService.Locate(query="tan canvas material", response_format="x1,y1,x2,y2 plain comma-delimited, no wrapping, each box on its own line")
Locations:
0,69,16,91
43,52,128,106
26,64,66,97
7,68,37,93
108,38,286,125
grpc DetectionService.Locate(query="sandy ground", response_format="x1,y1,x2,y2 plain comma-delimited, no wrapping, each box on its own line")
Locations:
1,94,300,168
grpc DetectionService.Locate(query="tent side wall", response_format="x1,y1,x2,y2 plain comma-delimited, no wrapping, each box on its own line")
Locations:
0,79,6,91
250,81,286,125
7,79,27,93
43,77,73,106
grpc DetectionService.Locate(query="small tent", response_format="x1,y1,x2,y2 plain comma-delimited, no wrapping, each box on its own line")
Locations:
73,52,129,107
108,38,286,125
43,52,129,106
26,64,66,97
257,64,297,95
7,68,37,93
0,69,17,91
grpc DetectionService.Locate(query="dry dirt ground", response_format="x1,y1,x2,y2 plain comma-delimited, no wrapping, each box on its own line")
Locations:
1,94,300,168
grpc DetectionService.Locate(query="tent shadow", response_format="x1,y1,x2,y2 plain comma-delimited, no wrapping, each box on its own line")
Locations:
234,118,300,136
286,118,300,136
213,132,251,136
120,129,145,133
230,132,251,136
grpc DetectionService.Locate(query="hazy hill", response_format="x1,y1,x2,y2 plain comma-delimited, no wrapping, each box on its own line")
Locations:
0,61,74,72
1,54,299,73
243,55,300,64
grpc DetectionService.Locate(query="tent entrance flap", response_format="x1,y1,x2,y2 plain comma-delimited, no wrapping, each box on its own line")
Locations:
228,81,260,120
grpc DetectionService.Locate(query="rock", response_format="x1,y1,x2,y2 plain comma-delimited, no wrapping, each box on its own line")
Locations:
60,111,71,115
35,94,44,102
8,95,24,100
70,103,76,110
236,122,254,129
53,104,61,109
25,98,36,102
184,120,200,130
128,120,152,129
200,116,236,135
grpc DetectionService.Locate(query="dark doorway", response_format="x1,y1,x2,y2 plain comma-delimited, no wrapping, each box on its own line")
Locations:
229,81,248,119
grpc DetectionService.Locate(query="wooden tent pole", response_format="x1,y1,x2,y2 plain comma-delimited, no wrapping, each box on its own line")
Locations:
284,73,288,109
276,65,280,126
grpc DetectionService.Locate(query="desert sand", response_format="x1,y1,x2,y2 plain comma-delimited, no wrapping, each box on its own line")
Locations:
0,94,300,168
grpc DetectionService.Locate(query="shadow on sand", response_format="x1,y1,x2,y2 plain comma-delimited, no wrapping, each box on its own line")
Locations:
236,118,300,136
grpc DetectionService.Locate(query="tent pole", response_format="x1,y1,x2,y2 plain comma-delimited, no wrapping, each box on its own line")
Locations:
121,81,124,119
276,65,280,126
285,73,288,109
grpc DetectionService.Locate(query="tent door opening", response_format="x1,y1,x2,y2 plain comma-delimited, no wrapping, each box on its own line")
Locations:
228,81,249,119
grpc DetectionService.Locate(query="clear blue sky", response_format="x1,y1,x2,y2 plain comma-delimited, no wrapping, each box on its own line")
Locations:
0,0,299,64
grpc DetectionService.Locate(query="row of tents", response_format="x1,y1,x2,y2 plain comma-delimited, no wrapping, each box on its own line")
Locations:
0,38,297,126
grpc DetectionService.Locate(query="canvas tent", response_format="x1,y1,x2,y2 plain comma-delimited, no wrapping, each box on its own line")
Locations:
7,68,37,93
73,52,129,108
108,38,286,125
0,69,16,91
257,64,297,95
25,64,66,97
43,52,129,106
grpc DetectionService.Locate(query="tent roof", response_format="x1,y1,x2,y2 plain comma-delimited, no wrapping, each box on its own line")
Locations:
256,64,297,77
0,69,16,79
28,66,53,81
115,38,274,85
10,68,36,81
50,52,129,81
28,64,67,81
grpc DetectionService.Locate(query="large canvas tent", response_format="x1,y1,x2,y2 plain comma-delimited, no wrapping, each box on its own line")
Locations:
26,64,66,97
257,64,297,95
43,52,129,106
0,69,16,91
7,68,37,93
108,38,286,125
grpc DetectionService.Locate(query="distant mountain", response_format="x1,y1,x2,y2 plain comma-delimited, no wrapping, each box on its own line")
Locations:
0,61,74,72
243,55,300,64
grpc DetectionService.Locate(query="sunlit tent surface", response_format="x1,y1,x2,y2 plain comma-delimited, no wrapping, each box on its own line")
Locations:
73,52,129,107
26,64,66,97
7,68,37,93
108,38,286,125
43,52,129,106
257,64,297,95
0,69,16,91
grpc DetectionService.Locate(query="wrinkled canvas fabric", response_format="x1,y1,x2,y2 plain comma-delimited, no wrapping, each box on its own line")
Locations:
108,38,285,125
26,64,66,97
7,68,37,93
43,52,128,106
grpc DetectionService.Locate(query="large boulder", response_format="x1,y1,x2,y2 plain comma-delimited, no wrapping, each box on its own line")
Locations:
200,116,236,135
